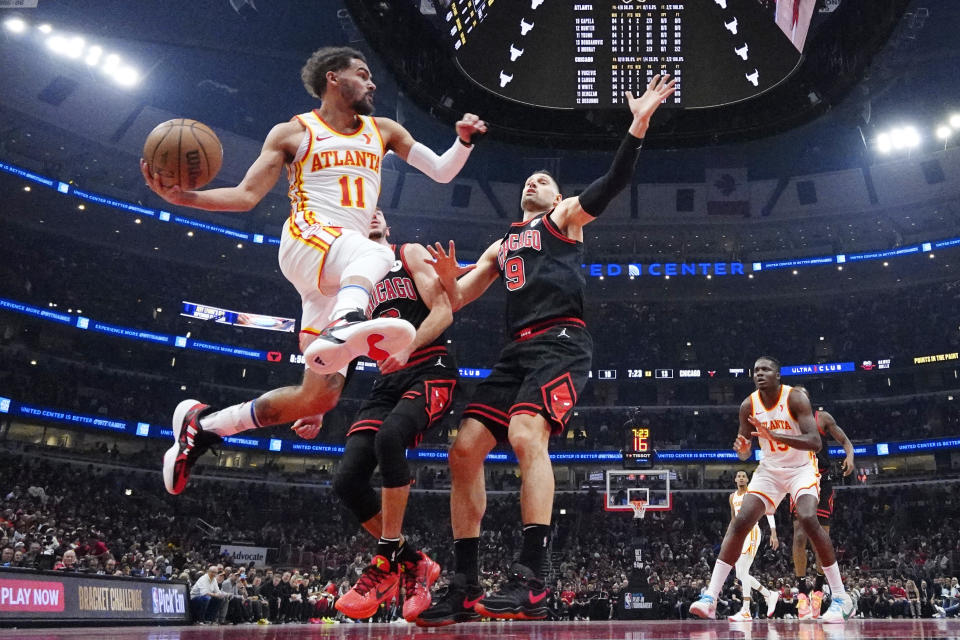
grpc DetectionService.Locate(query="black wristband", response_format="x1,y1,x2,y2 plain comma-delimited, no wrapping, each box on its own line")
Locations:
458,137,473,148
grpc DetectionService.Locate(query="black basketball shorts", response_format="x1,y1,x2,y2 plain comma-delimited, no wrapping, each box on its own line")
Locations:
347,346,458,448
463,321,592,441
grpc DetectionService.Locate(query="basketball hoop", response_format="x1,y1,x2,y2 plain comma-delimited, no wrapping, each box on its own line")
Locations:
630,499,648,520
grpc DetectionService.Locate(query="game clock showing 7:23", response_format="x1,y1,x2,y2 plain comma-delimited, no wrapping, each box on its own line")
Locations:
623,426,654,469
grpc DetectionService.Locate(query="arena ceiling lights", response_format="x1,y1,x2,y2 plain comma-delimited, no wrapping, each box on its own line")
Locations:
875,125,921,154
876,113,960,155
2,16,140,88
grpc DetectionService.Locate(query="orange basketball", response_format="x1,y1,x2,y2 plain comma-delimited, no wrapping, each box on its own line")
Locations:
142,119,223,190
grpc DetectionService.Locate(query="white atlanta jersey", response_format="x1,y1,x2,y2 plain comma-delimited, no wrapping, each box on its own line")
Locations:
286,110,384,241
750,384,817,469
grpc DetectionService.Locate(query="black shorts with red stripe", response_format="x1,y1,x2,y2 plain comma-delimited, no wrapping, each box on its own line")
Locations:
347,345,458,448
791,476,834,525
463,319,592,442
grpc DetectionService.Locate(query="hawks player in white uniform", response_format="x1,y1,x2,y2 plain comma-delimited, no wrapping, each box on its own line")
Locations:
690,356,855,623
728,470,780,620
143,47,486,496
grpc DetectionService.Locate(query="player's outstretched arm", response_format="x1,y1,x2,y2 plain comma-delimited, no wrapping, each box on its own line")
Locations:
378,243,455,375
425,240,499,311
377,114,486,184
552,74,677,233
141,121,296,211
823,411,856,476
734,398,755,461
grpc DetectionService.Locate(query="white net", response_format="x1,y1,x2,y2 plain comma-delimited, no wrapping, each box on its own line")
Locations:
630,499,647,520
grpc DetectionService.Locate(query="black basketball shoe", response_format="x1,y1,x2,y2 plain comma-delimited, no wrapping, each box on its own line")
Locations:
473,562,549,620
415,573,484,627
162,399,221,494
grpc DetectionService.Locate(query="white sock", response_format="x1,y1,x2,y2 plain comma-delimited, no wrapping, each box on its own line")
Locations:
822,562,846,596
199,400,260,436
330,284,371,322
707,560,733,599
751,577,768,597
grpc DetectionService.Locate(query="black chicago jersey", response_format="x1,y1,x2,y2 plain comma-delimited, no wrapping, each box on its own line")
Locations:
366,243,446,350
496,211,585,337
350,242,457,443
464,211,592,439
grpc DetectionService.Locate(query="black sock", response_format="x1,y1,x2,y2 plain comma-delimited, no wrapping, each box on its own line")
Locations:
814,573,825,592
518,524,551,578
797,577,811,595
397,540,420,565
453,537,480,585
376,537,401,567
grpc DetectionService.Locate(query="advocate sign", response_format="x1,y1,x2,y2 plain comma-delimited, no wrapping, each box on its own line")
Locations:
219,544,268,567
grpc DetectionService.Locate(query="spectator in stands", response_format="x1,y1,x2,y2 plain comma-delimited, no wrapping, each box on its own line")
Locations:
97,557,118,576
219,569,249,624
190,566,225,624
54,549,78,571
246,575,269,622
258,574,284,623
889,578,910,617
906,579,921,618
78,531,110,565
0,547,13,566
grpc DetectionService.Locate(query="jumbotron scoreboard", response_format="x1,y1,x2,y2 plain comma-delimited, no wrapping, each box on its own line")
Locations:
435,0,816,110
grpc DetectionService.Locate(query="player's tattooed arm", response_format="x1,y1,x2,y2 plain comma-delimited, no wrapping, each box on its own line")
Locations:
425,240,499,311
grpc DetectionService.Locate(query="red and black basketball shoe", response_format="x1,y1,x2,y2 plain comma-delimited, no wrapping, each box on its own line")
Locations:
162,399,222,495
415,573,484,627
335,555,400,620
303,309,416,375
473,562,549,620
401,550,442,621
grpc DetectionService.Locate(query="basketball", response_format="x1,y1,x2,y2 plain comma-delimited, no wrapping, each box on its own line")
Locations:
142,119,223,190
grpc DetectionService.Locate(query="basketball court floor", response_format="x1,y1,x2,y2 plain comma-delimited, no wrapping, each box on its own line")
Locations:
2,619,957,639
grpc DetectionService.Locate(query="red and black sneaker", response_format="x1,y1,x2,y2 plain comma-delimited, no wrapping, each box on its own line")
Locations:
303,308,416,376
401,551,441,621
473,562,549,620
162,399,221,495
335,555,400,620
415,573,483,627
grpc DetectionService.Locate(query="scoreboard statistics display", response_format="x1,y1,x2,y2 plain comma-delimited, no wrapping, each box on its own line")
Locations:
434,0,816,110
